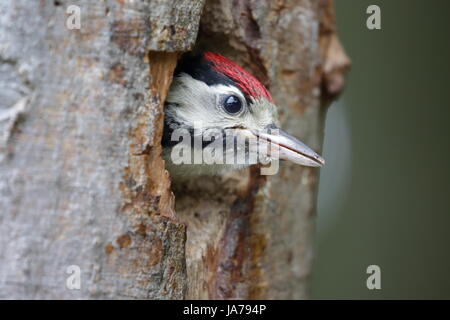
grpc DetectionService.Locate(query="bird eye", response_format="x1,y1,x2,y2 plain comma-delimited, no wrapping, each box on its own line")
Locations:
222,95,243,114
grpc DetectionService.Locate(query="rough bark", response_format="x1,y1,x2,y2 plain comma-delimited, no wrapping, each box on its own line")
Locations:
176,0,349,300
0,0,204,299
0,0,348,299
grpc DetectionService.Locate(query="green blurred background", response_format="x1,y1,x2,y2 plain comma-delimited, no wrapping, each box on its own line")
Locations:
313,0,450,299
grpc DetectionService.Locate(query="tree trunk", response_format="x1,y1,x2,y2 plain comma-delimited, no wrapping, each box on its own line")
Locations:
0,0,348,299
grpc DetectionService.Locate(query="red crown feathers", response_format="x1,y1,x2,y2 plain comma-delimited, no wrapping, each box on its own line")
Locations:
203,52,273,103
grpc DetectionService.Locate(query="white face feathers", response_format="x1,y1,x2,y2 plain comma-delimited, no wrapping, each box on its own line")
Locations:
165,73,279,132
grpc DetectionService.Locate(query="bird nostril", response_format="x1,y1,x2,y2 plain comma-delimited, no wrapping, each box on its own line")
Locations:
265,123,278,130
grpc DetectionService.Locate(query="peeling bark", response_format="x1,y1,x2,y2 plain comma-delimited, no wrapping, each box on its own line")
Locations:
0,0,348,299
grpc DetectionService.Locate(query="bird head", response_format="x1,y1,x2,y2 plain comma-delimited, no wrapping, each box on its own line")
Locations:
162,52,324,178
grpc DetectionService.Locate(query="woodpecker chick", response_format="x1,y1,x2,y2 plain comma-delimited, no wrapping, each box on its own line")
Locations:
162,52,324,179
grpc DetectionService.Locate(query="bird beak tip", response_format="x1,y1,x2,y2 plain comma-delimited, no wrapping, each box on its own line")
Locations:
315,155,326,167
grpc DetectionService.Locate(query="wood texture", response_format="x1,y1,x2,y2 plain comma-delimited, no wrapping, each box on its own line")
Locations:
0,0,348,299
179,0,349,299
0,0,204,299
